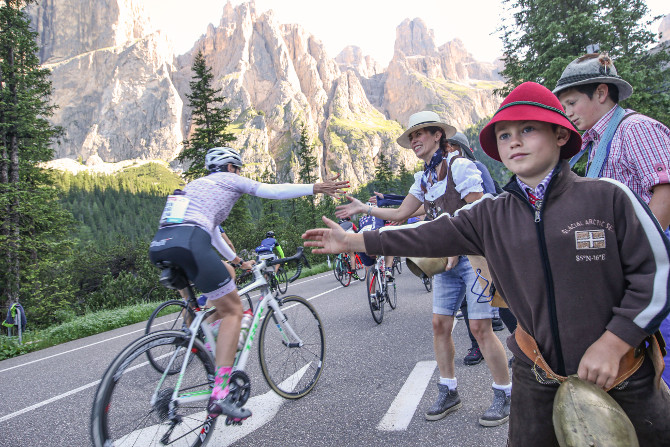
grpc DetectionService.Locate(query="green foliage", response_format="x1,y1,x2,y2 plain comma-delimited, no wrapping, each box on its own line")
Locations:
463,117,513,185
0,0,72,310
54,163,184,246
496,0,670,126
178,51,236,180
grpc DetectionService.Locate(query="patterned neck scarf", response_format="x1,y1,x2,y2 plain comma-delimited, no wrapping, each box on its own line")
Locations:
420,149,444,192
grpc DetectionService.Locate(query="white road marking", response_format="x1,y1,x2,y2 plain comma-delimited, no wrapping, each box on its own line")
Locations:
377,360,437,431
0,271,339,374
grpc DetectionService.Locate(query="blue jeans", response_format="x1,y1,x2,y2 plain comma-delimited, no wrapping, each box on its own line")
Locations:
432,256,496,320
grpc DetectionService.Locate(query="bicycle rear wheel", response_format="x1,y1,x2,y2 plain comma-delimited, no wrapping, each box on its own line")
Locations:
355,255,367,281
387,280,397,310
259,295,325,399
146,300,195,334
366,270,384,324
338,255,352,287
277,267,289,294
393,257,403,275
146,300,198,374
91,331,216,447
332,257,344,282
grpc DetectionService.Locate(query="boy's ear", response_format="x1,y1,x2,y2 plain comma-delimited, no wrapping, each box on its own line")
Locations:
555,126,571,147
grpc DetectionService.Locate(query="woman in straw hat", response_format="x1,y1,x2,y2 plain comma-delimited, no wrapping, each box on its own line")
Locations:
335,110,512,426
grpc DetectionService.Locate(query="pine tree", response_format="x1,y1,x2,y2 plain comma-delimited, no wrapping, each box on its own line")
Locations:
178,51,236,180
0,0,73,309
373,154,394,193
295,124,319,228
496,0,670,125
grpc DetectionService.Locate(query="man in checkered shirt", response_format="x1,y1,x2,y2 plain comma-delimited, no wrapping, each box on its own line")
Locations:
555,53,670,388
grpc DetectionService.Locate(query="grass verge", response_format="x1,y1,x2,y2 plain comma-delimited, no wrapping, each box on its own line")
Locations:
0,262,332,361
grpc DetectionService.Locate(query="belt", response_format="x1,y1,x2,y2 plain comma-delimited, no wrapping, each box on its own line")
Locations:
514,325,665,391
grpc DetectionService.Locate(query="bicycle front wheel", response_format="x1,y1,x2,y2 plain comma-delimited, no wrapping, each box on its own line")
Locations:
366,270,384,324
91,331,216,447
277,267,289,294
259,295,325,399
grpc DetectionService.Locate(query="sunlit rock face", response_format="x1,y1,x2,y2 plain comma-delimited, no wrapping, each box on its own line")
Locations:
27,0,183,163
659,14,670,43
32,1,503,188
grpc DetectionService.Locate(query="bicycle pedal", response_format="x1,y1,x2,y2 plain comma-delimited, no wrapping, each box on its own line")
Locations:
225,416,248,426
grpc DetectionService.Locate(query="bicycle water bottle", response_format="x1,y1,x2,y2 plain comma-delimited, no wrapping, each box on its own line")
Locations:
237,308,254,350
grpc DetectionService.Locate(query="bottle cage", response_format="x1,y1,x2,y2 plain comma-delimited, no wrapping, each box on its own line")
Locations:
471,268,495,304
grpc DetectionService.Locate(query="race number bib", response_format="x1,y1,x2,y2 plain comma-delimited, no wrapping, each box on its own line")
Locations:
160,195,190,224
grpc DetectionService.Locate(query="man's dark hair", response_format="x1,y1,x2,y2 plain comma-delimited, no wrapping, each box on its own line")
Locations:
573,83,620,104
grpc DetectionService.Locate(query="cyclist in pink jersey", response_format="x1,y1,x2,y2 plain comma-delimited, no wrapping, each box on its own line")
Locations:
149,146,348,421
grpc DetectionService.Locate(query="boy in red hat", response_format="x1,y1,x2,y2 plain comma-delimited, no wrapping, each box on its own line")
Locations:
302,82,670,446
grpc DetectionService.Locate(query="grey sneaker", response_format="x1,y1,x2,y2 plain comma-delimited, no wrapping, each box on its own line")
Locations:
425,384,462,421
478,388,510,427
208,394,252,420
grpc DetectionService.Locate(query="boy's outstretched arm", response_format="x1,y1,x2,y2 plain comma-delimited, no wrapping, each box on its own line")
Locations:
302,216,365,254
577,331,633,389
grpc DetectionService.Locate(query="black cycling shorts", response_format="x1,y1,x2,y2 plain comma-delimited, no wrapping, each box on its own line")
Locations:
149,226,232,293
357,252,376,267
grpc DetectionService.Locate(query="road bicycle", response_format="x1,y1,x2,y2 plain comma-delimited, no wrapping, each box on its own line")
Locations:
91,248,325,447
365,256,397,324
332,252,366,287
391,256,403,276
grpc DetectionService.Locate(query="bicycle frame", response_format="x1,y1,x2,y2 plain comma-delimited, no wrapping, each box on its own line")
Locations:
152,258,304,407
372,257,386,294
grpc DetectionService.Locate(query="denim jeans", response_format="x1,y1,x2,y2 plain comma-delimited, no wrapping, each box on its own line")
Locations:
432,256,496,320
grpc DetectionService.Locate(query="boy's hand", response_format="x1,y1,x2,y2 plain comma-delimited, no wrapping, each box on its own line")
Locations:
335,194,365,219
445,256,460,271
577,331,632,389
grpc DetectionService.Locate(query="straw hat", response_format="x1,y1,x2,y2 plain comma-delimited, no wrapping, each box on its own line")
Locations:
479,82,582,162
552,53,633,100
397,111,457,149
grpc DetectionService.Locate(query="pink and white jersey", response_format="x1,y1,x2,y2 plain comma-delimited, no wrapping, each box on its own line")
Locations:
158,172,313,260
169,172,261,232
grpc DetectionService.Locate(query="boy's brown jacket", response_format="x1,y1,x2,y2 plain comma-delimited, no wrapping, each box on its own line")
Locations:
363,161,670,376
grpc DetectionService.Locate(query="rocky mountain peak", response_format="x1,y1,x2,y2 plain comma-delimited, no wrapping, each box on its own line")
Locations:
394,18,438,57
28,0,151,64
335,46,383,78
660,14,670,43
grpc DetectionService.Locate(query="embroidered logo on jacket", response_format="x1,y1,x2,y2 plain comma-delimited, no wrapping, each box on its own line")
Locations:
575,230,606,249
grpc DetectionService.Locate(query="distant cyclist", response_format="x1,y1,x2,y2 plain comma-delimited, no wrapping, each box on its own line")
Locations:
338,217,360,280
356,202,386,297
255,231,285,273
149,146,348,422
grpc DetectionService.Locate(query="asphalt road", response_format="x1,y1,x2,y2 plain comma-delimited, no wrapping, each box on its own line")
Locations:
0,262,512,446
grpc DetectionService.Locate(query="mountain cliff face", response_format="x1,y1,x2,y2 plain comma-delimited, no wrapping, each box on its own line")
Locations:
28,0,183,163
32,0,503,188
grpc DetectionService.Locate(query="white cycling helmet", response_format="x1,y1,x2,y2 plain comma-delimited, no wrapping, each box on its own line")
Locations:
205,147,243,172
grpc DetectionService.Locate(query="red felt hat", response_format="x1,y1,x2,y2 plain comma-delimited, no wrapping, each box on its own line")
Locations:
479,82,582,162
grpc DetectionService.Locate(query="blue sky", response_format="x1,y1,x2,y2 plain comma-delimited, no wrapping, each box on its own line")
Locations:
142,0,669,65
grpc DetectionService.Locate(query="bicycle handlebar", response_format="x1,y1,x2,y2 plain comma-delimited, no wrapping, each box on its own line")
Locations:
267,246,311,283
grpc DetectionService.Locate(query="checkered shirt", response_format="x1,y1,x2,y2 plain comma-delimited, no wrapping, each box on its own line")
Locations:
582,106,670,204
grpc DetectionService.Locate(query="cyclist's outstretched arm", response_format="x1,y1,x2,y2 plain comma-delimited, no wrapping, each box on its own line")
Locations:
254,175,348,200
336,194,422,222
